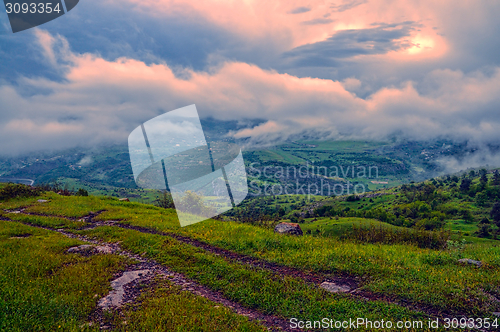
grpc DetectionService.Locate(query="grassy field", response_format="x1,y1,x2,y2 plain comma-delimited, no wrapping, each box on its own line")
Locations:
1,181,499,330
0,219,128,331
112,278,268,332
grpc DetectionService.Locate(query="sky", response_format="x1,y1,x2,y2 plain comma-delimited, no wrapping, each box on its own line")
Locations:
1,0,500,167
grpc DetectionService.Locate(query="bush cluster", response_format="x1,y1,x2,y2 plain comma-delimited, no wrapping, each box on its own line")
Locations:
340,223,450,249
0,183,43,201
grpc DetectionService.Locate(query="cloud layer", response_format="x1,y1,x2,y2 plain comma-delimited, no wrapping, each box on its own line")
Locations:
2,30,500,158
1,0,500,171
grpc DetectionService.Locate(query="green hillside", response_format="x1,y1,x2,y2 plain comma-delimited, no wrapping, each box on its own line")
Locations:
0,138,479,199
0,177,499,331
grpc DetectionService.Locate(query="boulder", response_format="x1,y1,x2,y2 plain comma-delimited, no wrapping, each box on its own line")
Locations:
274,222,303,236
67,245,98,255
458,258,482,267
37,199,48,203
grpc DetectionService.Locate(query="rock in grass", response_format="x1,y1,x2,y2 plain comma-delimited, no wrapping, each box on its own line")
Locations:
98,270,151,309
67,245,98,255
458,258,482,267
274,222,303,236
320,281,351,293
67,245,113,255
37,199,48,203
119,198,130,202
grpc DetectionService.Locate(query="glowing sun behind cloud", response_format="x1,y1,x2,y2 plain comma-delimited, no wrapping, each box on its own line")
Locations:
411,33,447,59
408,35,435,55
384,30,448,62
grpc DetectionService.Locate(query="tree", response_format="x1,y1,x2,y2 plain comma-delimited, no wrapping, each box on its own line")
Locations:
154,190,175,209
480,217,490,224
479,169,488,184
76,188,88,196
490,201,500,223
475,192,487,207
177,190,215,217
289,212,299,223
460,178,472,192
492,170,500,186
460,209,474,223
477,224,491,238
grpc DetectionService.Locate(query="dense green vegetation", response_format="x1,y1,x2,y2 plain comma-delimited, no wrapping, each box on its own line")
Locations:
0,220,127,331
112,278,267,332
0,138,481,199
1,170,499,330
313,170,500,239
82,225,422,326
0,183,42,200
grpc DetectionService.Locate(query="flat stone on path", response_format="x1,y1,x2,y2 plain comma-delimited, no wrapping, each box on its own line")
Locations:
320,281,351,293
98,270,151,310
67,244,114,255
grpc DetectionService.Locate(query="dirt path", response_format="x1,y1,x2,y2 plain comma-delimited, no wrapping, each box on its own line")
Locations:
0,213,297,332
108,223,455,318
4,208,462,319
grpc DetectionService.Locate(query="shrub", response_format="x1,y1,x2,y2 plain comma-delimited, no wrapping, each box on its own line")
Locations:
477,224,491,238
415,217,446,231
346,195,360,202
0,183,43,201
340,223,450,249
176,190,215,217
154,191,175,209
480,217,490,224
289,213,299,223
75,188,89,196
446,239,467,250
460,209,474,223
35,181,72,196
490,201,500,223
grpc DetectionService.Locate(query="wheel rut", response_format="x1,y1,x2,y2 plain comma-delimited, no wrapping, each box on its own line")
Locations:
3,207,471,321
1,213,298,332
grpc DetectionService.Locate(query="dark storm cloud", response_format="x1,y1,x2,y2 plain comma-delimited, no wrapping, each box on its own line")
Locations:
289,7,311,14
0,0,238,82
3,0,500,173
282,22,416,67
301,18,335,25
330,0,368,12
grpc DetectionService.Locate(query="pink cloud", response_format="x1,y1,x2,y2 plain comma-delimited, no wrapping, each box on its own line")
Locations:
2,30,500,155
113,0,456,60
